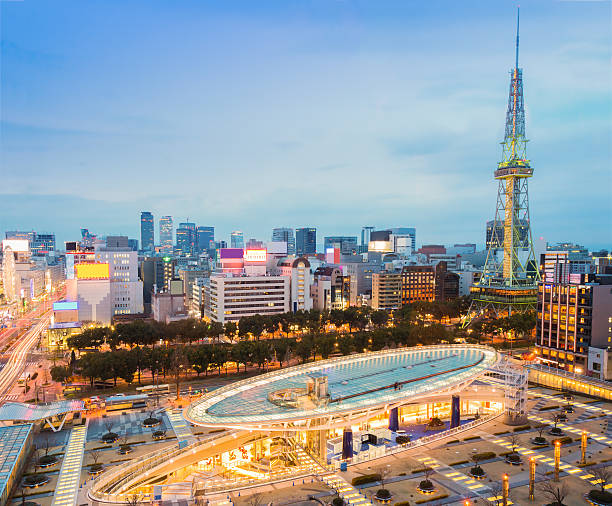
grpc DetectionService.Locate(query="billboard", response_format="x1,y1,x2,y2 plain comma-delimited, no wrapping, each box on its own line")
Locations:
244,249,267,262
53,301,79,311
75,263,110,280
2,239,29,253
220,248,244,259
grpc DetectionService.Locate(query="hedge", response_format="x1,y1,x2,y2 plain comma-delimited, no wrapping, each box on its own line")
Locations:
394,502,411,506
415,494,449,504
513,424,531,432
351,473,381,486
473,451,496,461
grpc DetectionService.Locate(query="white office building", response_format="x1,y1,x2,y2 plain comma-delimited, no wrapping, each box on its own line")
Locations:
205,274,290,323
277,257,312,312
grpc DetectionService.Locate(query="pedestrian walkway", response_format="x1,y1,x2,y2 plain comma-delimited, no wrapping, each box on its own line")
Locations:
527,414,612,446
166,409,195,444
530,391,612,416
413,455,510,503
320,473,370,505
51,424,88,506
479,430,611,489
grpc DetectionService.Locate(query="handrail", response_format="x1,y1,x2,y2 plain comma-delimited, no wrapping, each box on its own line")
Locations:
89,429,235,501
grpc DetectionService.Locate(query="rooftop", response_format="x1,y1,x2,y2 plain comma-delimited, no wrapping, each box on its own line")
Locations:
185,345,498,428
0,401,85,422
0,424,32,499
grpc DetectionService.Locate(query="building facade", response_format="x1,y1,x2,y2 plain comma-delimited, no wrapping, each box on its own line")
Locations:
159,216,173,254
296,228,316,256
140,212,154,251
372,272,402,311
205,274,290,323
272,228,296,255
277,257,312,312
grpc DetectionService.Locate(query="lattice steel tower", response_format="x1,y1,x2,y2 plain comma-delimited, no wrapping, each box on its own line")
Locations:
467,8,539,324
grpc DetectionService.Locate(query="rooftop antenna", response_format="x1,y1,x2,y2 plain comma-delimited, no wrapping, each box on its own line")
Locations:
515,6,520,70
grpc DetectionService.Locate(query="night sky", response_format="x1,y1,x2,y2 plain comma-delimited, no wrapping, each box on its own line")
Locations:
1,0,610,249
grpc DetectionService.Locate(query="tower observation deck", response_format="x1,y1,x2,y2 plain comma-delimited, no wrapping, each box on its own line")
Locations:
466,8,539,324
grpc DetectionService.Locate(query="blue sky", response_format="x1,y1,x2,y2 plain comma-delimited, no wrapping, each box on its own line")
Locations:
1,0,610,250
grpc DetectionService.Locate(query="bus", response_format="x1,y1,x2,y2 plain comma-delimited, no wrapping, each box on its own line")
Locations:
136,384,171,396
105,394,149,411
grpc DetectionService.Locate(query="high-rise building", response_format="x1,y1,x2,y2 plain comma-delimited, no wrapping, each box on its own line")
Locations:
5,231,55,256
196,226,214,254
324,236,358,256
361,226,374,252
468,9,539,322
176,222,196,256
159,216,173,254
311,267,350,311
272,228,295,255
536,251,612,376
278,257,312,312
205,274,290,323
296,228,316,256
372,272,402,311
230,231,244,249
140,212,154,251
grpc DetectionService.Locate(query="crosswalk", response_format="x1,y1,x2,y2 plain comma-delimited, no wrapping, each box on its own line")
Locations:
320,473,370,505
531,391,612,416
527,414,612,447
0,394,18,402
415,455,514,504
486,433,612,489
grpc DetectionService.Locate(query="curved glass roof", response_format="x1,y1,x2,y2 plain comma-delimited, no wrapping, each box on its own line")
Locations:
0,401,85,421
185,345,498,427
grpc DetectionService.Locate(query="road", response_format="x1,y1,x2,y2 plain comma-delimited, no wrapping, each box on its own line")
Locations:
0,311,51,399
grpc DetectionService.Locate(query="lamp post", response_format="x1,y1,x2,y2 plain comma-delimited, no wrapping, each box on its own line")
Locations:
581,431,587,465
502,473,509,506
554,441,561,481
529,457,536,500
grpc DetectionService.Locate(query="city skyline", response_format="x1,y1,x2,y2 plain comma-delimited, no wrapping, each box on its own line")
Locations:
1,0,610,249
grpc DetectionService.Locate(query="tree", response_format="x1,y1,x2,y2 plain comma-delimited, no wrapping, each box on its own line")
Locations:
224,321,238,342
50,365,71,384
190,346,212,376
296,338,313,363
540,478,569,506
231,340,252,373
591,464,612,494
338,335,353,356
124,493,142,506
315,335,335,359
272,338,291,368
370,310,389,328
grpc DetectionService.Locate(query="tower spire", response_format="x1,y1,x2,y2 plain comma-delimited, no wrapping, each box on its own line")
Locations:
515,6,520,71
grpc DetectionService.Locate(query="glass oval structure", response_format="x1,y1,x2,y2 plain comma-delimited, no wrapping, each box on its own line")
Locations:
185,345,499,430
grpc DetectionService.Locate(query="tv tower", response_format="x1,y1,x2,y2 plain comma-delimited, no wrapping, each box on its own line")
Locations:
466,8,539,324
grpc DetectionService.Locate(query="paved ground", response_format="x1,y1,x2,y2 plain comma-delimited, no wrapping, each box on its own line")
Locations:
12,385,612,506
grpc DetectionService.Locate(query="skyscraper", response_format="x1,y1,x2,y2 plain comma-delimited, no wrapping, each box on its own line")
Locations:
197,226,215,254
324,236,358,256
468,9,539,322
230,231,244,249
360,226,374,253
272,228,295,255
140,212,154,251
296,228,316,256
159,216,173,254
176,222,196,257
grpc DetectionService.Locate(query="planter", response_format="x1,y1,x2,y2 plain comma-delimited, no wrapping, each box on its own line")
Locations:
152,431,166,441
531,437,548,446
417,480,435,494
118,445,132,455
23,474,50,488
101,432,119,444
374,489,392,503
505,453,521,465
563,405,574,413
548,428,564,436
142,417,161,428
38,455,59,467
88,463,104,475
587,490,612,506
469,467,487,479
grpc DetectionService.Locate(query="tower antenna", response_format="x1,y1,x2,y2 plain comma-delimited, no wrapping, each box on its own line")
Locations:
515,6,520,70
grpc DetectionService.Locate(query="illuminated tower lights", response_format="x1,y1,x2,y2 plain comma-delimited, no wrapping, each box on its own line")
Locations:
466,8,539,324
